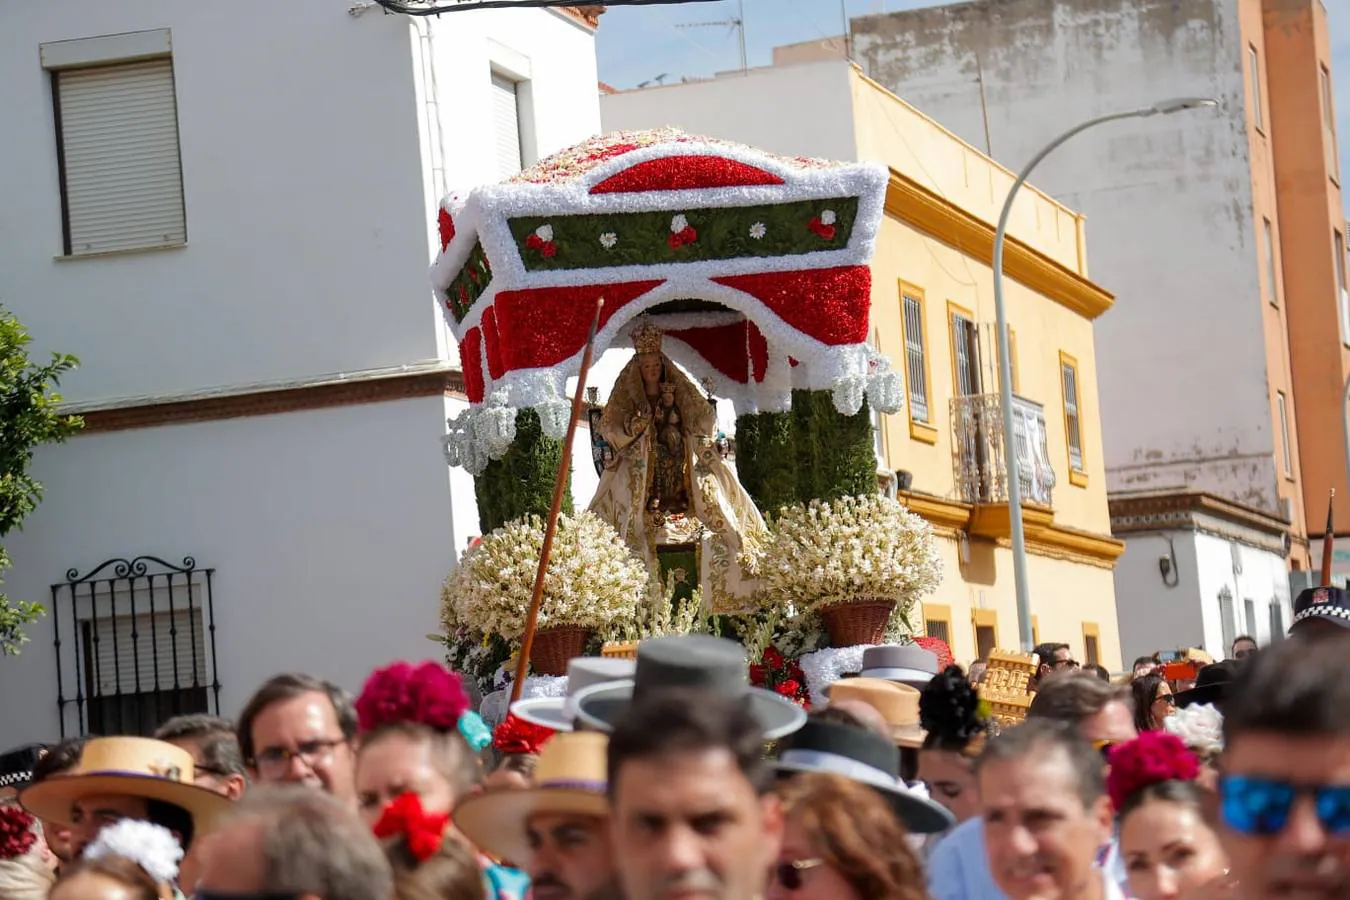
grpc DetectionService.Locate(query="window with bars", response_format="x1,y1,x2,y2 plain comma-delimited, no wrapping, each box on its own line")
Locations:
902,291,930,424
83,607,208,735
51,56,186,256
924,603,952,650
1060,353,1085,481
491,72,525,179
1269,600,1284,641
1244,598,1258,640
950,308,981,398
1219,587,1237,653
1336,230,1348,343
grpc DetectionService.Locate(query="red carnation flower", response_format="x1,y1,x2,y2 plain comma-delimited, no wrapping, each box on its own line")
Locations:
437,208,456,251
1106,731,1201,812
356,660,470,733
912,636,955,671
763,646,785,668
776,679,802,698
749,664,768,686
0,807,36,862
492,713,555,756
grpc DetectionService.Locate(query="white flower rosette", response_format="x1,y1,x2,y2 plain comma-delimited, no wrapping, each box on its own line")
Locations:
762,494,943,618
444,511,648,639
84,820,183,885
1164,702,1224,761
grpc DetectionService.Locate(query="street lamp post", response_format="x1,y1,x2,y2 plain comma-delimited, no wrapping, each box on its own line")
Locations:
993,97,1219,652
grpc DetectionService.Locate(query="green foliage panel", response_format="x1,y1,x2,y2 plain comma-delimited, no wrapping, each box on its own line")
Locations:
733,410,798,519
473,409,573,534
507,196,860,272
791,389,875,503
657,545,699,609
446,242,492,323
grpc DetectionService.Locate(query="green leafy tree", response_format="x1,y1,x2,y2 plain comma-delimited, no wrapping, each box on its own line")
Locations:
0,307,81,655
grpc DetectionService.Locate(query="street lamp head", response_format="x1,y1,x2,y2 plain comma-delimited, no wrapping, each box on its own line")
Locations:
1150,97,1220,115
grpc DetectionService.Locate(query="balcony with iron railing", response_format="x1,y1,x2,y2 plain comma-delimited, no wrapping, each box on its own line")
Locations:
951,393,1058,519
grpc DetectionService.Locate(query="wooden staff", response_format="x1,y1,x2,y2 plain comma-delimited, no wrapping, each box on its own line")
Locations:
511,297,606,703
1321,488,1336,587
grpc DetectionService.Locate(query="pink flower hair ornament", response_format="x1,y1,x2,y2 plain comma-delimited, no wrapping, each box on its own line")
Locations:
355,661,472,733
1106,730,1201,812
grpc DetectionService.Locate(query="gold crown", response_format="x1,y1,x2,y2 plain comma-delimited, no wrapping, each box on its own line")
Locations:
631,321,664,354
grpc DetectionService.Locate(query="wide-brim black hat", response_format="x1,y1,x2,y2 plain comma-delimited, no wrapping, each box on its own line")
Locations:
572,635,806,739
774,720,955,834
1175,661,1238,709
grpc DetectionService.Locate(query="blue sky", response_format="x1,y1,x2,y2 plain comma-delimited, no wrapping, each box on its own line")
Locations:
595,0,1350,212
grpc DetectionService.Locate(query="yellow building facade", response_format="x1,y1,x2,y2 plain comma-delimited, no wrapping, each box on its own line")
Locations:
602,59,1125,670
851,70,1125,670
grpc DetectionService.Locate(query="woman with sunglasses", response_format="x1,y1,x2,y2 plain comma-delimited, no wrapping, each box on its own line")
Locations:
769,772,930,900
1130,673,1176,733
1108,732,1234,900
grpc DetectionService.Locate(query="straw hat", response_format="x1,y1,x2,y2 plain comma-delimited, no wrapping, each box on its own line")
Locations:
828,678,926,749
19,737,232,834
573,635,806,739
511,657,636,732
454,732,609,866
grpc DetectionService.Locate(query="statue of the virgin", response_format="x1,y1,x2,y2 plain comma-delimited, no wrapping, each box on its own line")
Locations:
589,321,767,610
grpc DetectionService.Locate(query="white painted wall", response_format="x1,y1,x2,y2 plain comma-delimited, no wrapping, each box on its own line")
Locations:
853,0,1284,516
0,399,458,744
1114,528,1292,662
601,59,859,166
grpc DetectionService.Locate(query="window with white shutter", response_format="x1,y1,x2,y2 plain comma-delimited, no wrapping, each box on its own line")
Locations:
492,73,525,179
81,605,208,735
53,57,186,256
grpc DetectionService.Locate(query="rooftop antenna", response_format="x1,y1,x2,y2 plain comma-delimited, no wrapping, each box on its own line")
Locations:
679,0,747,73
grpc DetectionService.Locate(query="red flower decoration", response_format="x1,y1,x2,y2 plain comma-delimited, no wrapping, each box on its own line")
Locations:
807,217,837,241
666,227,698,249
356,661,470,733
437,208,456,252
763,646,785,668
749,664,768,686
912,636,955,671
1106,731,1201,812
540,243,557,258
0,807,36,862
776,679,802,698
373,792,449,863
492,713,555,756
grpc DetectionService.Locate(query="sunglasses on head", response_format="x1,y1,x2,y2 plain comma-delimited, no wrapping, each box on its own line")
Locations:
773,859,823,891
1220,774,1350,837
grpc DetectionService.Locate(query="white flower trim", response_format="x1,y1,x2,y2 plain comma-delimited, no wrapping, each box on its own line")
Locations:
670,213,690,234
85,820,183,885
1164,702,1224,759
749,222,767,240
535,224,554,242
599,232,618,249
820,209,837,226
799,644,871,707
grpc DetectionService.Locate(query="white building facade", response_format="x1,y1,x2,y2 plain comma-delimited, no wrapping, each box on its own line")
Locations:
0,0,601,743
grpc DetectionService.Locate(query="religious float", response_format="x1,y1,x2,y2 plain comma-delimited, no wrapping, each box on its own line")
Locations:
433,128,953,713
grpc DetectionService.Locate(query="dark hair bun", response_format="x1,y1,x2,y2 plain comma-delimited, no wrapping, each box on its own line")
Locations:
919,664,987,742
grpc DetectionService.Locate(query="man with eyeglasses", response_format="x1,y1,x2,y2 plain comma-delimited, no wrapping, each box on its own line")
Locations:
1031,642,1078,691
156,714,249,801
235,673,360,808
1218,632,1350,898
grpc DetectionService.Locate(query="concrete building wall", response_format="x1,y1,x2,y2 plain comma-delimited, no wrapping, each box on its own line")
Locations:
853,0,1294,525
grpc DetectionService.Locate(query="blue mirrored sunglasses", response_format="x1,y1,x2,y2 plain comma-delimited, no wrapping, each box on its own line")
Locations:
1219,774,1350,836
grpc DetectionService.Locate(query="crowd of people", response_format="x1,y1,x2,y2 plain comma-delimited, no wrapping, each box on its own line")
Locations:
0,583,1346,900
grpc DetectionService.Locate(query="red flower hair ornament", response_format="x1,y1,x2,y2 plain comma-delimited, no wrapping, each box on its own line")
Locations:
492,713,555,756
356,661,471,733
0,807,37,861
373,792,449,863
1106,731,1201,812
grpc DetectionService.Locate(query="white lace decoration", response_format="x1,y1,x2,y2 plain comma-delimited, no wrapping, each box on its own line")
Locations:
84,819,183,885
798,644,871,707
479,674,568,727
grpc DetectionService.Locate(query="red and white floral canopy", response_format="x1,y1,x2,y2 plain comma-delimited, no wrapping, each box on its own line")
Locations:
431,128,903,472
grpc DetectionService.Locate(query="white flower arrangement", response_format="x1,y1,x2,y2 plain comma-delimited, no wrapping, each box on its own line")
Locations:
443,511,648,638
749,222,767,240
599,232,618,249
84,820,183,885
820,209,837,225
604,572,712,643
1164,702,1224,762
535,224,554,242
761,494,943,616
670,213,689,233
